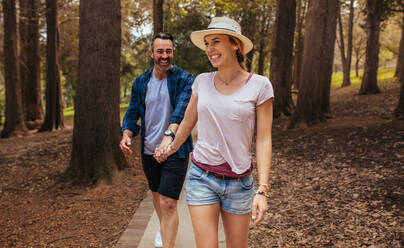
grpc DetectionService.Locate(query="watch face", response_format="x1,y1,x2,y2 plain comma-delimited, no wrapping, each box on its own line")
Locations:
164,130,172,136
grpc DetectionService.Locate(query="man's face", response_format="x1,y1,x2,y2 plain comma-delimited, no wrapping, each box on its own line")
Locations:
150,38,174,72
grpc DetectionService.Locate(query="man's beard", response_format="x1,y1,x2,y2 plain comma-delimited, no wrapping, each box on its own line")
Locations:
155,58,172,68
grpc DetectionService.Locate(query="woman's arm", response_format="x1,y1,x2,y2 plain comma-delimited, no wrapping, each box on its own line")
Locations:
154,94,198,162
252,98,273,226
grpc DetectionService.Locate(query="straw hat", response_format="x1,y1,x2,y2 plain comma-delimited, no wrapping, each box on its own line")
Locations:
190,17,253,54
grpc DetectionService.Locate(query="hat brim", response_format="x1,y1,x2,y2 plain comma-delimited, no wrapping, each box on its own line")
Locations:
190,29,253,54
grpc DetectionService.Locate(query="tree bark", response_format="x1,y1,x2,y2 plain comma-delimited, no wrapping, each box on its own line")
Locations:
394,71,404,119
153,0,164,35
292,0,307,90
257,4,272,76
394,15,404,119
337,1,354,88
345,0,354,86
24,0,44,129
1,0,29,138
395,15,404,82
270,0,296,118
40,0,64,131
240,9,257,72
359,0,382,95
257,39,266,76
290,0,338,127
19,0,28,117
66,0,128,184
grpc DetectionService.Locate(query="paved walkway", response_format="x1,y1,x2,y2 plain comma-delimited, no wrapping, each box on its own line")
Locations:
116,189,226,248
116,127,225,247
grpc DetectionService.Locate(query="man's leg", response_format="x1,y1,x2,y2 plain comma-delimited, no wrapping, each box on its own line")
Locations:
141,154,164,245
157,155,188,248
152,192,162,222
159,195,179,248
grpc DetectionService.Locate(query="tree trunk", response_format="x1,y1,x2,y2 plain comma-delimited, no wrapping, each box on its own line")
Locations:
292,0,307,90
345,0,354,86
1,0,29,138
24,0,44,129
359,0,382,95
66,0,128,184
257,39,266,76
257,4,272,76
290,0,338,127
338,6,351,88
395,15,404,82
270,0,296,118
40,0,64,132
337,10,348,86
394,72,404,119
320,1,338,115
19,0,28,118
240,10,257,72
153,0,164,35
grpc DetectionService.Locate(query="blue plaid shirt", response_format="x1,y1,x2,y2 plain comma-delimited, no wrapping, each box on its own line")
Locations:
121,65,194,158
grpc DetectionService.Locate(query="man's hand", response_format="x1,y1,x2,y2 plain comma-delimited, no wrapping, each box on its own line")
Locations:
154,135,173,163
120,131,133,155
251,194,268,226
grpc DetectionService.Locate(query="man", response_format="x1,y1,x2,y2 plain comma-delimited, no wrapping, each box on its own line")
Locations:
120,33,194,248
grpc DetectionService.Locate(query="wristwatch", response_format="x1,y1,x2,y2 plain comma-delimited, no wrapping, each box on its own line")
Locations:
164,129,175,140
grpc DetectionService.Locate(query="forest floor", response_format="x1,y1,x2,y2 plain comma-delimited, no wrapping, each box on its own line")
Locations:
0,79,403,247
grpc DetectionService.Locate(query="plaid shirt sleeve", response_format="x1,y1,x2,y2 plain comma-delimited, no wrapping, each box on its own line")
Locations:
121,78,141,136
169,72,194,124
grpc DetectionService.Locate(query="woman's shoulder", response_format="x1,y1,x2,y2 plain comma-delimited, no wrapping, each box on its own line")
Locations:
195,71,215,80
250,73,270,83
249,73,272,87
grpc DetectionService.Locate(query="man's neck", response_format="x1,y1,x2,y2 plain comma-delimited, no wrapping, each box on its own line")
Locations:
153,65,172,80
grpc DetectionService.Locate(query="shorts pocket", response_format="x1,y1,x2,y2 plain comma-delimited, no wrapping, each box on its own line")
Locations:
187,163,206,180
240,174,254,190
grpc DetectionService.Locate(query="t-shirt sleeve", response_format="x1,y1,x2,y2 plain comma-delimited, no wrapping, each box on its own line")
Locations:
191,74,201,98
256,77,274,106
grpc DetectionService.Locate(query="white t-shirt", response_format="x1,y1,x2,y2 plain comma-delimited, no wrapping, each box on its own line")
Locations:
192,72,274,174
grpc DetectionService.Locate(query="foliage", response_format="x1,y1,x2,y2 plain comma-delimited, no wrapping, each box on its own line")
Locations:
164,0,213,76
56,0,153,107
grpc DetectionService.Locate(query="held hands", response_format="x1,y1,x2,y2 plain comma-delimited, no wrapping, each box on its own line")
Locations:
153,136,176,163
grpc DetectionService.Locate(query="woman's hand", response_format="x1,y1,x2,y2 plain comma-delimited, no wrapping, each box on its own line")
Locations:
154,136,172,163
251,193,268,226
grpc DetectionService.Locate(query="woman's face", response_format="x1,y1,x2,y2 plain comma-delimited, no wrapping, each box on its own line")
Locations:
203,34,238,68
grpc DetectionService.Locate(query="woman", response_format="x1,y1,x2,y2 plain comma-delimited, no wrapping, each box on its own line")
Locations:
154,16,273,248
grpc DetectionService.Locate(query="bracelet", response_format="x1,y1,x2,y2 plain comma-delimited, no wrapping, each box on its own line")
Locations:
255,190,271,198
258,184,270,191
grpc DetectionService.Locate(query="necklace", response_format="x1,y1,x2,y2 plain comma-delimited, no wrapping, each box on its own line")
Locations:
216,73,238,86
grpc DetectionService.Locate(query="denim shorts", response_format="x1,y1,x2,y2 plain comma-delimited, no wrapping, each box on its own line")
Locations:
185,161,255,215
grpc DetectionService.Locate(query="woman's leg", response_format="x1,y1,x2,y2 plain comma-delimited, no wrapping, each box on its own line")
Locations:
188,203,221,248
221,210,251,248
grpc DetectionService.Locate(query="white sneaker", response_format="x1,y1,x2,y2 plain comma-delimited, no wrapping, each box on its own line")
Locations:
154,227,163,248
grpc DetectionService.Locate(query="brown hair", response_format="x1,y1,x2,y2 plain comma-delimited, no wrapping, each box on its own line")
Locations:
228,36,247,71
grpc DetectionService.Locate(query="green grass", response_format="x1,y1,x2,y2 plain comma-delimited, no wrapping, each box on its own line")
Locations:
63,103,129,126
331,67,395,88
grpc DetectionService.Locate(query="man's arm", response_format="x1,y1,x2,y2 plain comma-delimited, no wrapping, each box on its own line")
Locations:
120,130,134,155
169,72,194,124
120,79,141,154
